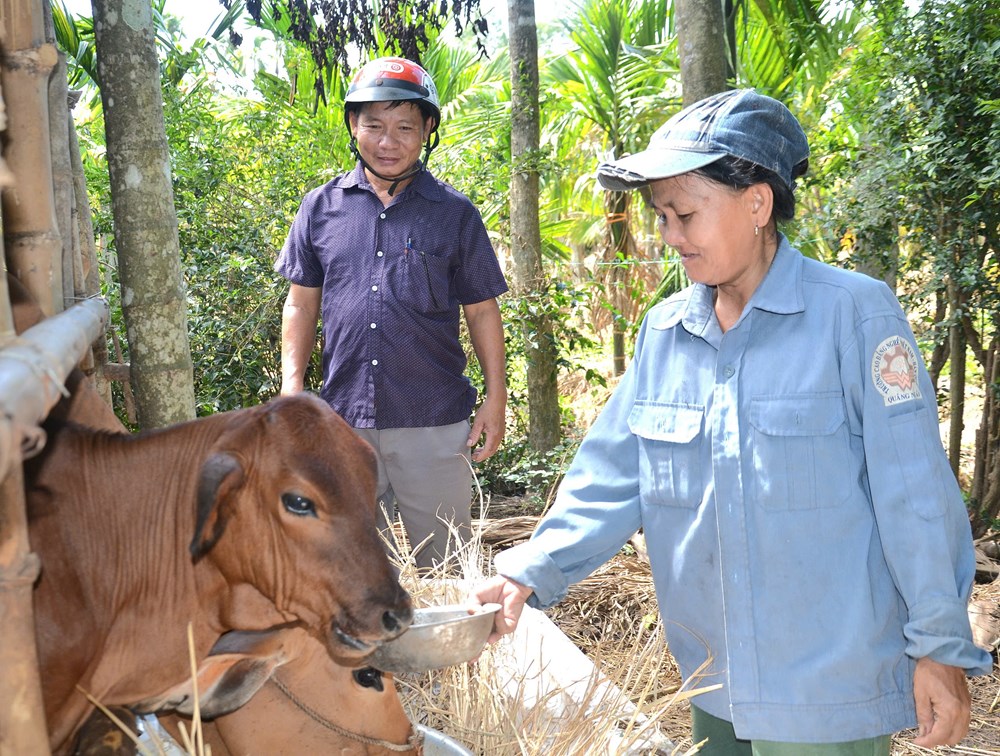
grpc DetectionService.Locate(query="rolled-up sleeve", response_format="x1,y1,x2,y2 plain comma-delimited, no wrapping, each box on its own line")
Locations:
848,284,991,675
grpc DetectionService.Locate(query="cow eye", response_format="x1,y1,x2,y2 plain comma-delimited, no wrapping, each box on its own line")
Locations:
353,667,384,692
281,493,317,518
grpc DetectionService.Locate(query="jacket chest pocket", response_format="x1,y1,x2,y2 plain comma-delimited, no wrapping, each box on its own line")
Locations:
628,402,704,507
750,395,852,510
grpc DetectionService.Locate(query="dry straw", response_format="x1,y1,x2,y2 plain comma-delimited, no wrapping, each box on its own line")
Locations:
382,500,710,755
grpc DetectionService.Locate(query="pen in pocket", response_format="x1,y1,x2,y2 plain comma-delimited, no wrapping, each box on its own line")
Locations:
406,239,442,309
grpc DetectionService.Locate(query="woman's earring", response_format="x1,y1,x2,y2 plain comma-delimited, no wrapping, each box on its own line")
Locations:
754,224,759,237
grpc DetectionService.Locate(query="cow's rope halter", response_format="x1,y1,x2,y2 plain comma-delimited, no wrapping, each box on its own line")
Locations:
269,675,424,753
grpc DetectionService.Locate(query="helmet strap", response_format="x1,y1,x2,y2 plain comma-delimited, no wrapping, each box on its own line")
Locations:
350,131,439,197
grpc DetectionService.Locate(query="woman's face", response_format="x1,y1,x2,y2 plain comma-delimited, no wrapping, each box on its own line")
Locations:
649,173,767,291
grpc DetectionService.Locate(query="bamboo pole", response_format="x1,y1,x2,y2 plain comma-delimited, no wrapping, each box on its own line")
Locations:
0,296,109,481
0,296,107,756
49,52,74,309
0,0,63,316
1,10,62,749
0,148,47,756
0,462,48,756
67,90,114,406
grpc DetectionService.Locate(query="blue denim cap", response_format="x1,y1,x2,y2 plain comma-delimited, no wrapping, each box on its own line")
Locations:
596,89,809,191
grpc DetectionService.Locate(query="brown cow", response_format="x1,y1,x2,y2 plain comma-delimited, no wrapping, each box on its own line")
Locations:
158,627,423,755
24,393,414,754
10,276,420,752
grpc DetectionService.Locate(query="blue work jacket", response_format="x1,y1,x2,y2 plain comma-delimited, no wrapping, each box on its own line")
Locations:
495,237,991,743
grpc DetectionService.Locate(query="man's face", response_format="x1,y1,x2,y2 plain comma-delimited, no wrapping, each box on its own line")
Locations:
349,101,431,180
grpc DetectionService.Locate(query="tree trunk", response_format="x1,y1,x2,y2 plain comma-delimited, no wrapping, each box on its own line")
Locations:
675,0,729,105
92,0,195,427
971,335,999,536
508,0,559,453
946,277,965,477
606,188,630,376
852,220,898,291
1,0,63,315
928,289,948,390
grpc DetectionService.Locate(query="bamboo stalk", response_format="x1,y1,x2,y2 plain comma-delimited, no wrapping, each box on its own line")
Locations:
48,52,74,309
1,0,63,316
0,463,49,755
0,296,108,480
0,294,106,755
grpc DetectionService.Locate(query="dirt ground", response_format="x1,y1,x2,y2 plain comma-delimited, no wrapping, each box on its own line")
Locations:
476,498,1000,755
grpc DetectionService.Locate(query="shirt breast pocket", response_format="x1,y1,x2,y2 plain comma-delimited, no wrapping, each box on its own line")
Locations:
393,247,452,315
750,394,852,510
627,402,704,507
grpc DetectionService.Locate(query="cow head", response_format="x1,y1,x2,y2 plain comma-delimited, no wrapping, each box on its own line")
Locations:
189,393,413,662
155,626,422,754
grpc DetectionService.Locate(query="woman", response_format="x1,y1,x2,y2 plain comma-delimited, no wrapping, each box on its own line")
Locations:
472,89,990,754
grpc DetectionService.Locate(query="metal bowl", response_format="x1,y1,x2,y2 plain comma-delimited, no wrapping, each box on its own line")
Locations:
368,603,500,675
417,724,474,756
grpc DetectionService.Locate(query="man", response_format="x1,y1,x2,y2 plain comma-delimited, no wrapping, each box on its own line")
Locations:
276,57,508,570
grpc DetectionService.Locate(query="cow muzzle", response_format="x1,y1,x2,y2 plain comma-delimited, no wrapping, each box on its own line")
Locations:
328,603,413,660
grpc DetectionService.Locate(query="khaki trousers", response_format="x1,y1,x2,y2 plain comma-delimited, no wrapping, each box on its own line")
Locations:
353,420,472,571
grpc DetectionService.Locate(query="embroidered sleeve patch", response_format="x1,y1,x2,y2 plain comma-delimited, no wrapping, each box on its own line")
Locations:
871,335,922,406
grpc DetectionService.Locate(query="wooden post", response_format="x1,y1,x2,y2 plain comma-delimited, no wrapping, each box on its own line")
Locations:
0,462,48,756
0,296,109,479
48,52,74,310
0,296,108,756
0,0,63,316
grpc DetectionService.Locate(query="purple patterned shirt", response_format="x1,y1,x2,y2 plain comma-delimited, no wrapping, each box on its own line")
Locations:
275,165,508,429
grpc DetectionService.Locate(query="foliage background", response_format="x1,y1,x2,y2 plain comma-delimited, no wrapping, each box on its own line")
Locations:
58,0,1000,525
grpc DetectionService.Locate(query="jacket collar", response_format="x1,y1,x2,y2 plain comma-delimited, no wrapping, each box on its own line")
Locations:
649,234,805,336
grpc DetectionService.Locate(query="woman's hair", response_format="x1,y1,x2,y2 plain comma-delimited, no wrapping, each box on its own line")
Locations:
692,155,808,223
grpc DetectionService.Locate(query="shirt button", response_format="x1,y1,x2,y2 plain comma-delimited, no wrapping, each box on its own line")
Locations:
371,359,378,366
376,250,384,257
379,212,386,219
371,285,378,292
724,366,735,378
370,323,377,329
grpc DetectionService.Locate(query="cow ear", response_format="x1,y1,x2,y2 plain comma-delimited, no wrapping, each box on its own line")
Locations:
190,452,245,561
131,626,301,718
